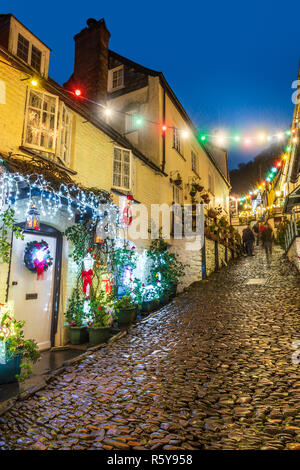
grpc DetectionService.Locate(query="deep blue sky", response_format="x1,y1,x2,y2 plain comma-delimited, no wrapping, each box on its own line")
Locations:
10,0,300,169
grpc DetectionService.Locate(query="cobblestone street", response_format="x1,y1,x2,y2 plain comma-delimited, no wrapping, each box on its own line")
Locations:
0,246,299,450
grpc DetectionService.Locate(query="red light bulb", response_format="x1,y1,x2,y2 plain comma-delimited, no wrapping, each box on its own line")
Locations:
75,89,81,96
162,124,167,132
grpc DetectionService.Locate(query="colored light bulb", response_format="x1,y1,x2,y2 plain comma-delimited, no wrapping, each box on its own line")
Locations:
75,89,81,96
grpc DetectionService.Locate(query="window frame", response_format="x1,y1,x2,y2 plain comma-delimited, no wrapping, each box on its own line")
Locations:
57,102,73,165
112,146,132,191
191,150,199,175
108,66,124,92
23,87,59,154
173,127,181,154
11,23,49,76
172,184,183,205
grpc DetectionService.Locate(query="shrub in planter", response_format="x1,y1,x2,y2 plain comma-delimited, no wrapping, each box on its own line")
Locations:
0,305,40,383
141,288,160,314
65,288,88,345
115,296,137,326
88,296,115,345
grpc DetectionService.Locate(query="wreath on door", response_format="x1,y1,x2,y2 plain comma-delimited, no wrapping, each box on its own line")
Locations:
24,240,53,280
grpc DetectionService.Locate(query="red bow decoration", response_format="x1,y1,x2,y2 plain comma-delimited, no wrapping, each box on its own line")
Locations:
102,279,112,294
82,269,93,296
34,258,48,280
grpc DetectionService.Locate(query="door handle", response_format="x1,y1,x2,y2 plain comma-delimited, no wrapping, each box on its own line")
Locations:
12,281,18,286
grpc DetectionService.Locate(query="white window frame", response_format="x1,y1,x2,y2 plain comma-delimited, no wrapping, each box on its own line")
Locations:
191,150,198,174
173,185,183,204
57,102,73,165
125,110,137,134
112,146,132,191
23,87,59,153
208,172,215,195
10,21,49,76
108,66,124,92
173,128,181,154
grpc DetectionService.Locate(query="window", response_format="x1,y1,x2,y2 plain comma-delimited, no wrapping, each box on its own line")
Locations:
24,89,58,152
173,128,181,154
125,111,137,133
191,151,198,174
31,45,42,72
113,147,131,190
208,173,214,194
17,34,29,62
57,103,72,164
173,185,183,204
109,66,124,91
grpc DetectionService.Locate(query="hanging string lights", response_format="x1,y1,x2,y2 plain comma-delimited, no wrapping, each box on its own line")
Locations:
0,167,120,231
67,87,297,148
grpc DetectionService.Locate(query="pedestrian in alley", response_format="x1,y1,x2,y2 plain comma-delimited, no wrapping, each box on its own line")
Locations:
261,221,274,266
253,221,260,246
242,224,255,256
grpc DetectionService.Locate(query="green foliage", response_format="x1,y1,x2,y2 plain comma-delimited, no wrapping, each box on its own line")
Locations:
0,309,40,381
0,207,24,263
111,242,137,290
146,238,185,296
89,294,115,328
65,287,85,326
115,295,136,310
64,223,92,264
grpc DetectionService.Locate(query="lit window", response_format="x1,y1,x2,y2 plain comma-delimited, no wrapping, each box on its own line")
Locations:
17,34,29,62
173,128,181,154
24,88,58,153
31,45,42,72
113,147,131,189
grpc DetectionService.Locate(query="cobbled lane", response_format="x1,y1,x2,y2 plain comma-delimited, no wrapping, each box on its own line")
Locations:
0,246,299,450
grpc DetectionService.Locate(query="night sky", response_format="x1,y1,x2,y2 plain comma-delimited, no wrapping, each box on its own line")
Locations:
9,0,300,169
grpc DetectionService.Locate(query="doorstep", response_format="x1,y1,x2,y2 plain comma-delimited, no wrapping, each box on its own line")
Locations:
0,348,82,404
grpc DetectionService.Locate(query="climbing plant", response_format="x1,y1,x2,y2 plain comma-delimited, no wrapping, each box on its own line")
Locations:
0,207,24,263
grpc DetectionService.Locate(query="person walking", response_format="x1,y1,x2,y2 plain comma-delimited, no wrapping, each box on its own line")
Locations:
253,221,260,246
242,224,255,256
261,221,274,266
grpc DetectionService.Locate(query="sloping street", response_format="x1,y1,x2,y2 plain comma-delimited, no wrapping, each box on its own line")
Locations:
0,246,299,450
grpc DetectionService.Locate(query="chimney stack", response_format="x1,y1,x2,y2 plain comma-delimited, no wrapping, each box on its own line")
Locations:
65,18,110,106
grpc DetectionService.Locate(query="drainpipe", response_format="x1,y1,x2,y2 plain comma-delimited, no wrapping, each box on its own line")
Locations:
162,87,166,173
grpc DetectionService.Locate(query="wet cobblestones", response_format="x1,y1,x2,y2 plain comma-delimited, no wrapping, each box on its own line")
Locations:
0,246,299,450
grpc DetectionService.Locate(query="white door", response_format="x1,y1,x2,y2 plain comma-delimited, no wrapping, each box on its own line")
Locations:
8,232,57,351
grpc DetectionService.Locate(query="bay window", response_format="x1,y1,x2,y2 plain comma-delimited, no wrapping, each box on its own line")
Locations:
23,88,72,163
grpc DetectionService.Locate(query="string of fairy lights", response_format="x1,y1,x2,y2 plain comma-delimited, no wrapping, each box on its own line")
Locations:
229,140,295,217
1,58,298,221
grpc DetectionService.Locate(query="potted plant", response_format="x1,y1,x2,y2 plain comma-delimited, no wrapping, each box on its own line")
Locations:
195,184,204,192
0,304,40,384
65,288,88,345
174,173,182,186
141,288,160,314
115,296,137,327
88,296,115,345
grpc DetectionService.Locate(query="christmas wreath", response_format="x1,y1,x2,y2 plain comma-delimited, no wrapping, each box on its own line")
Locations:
24,240,53,280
